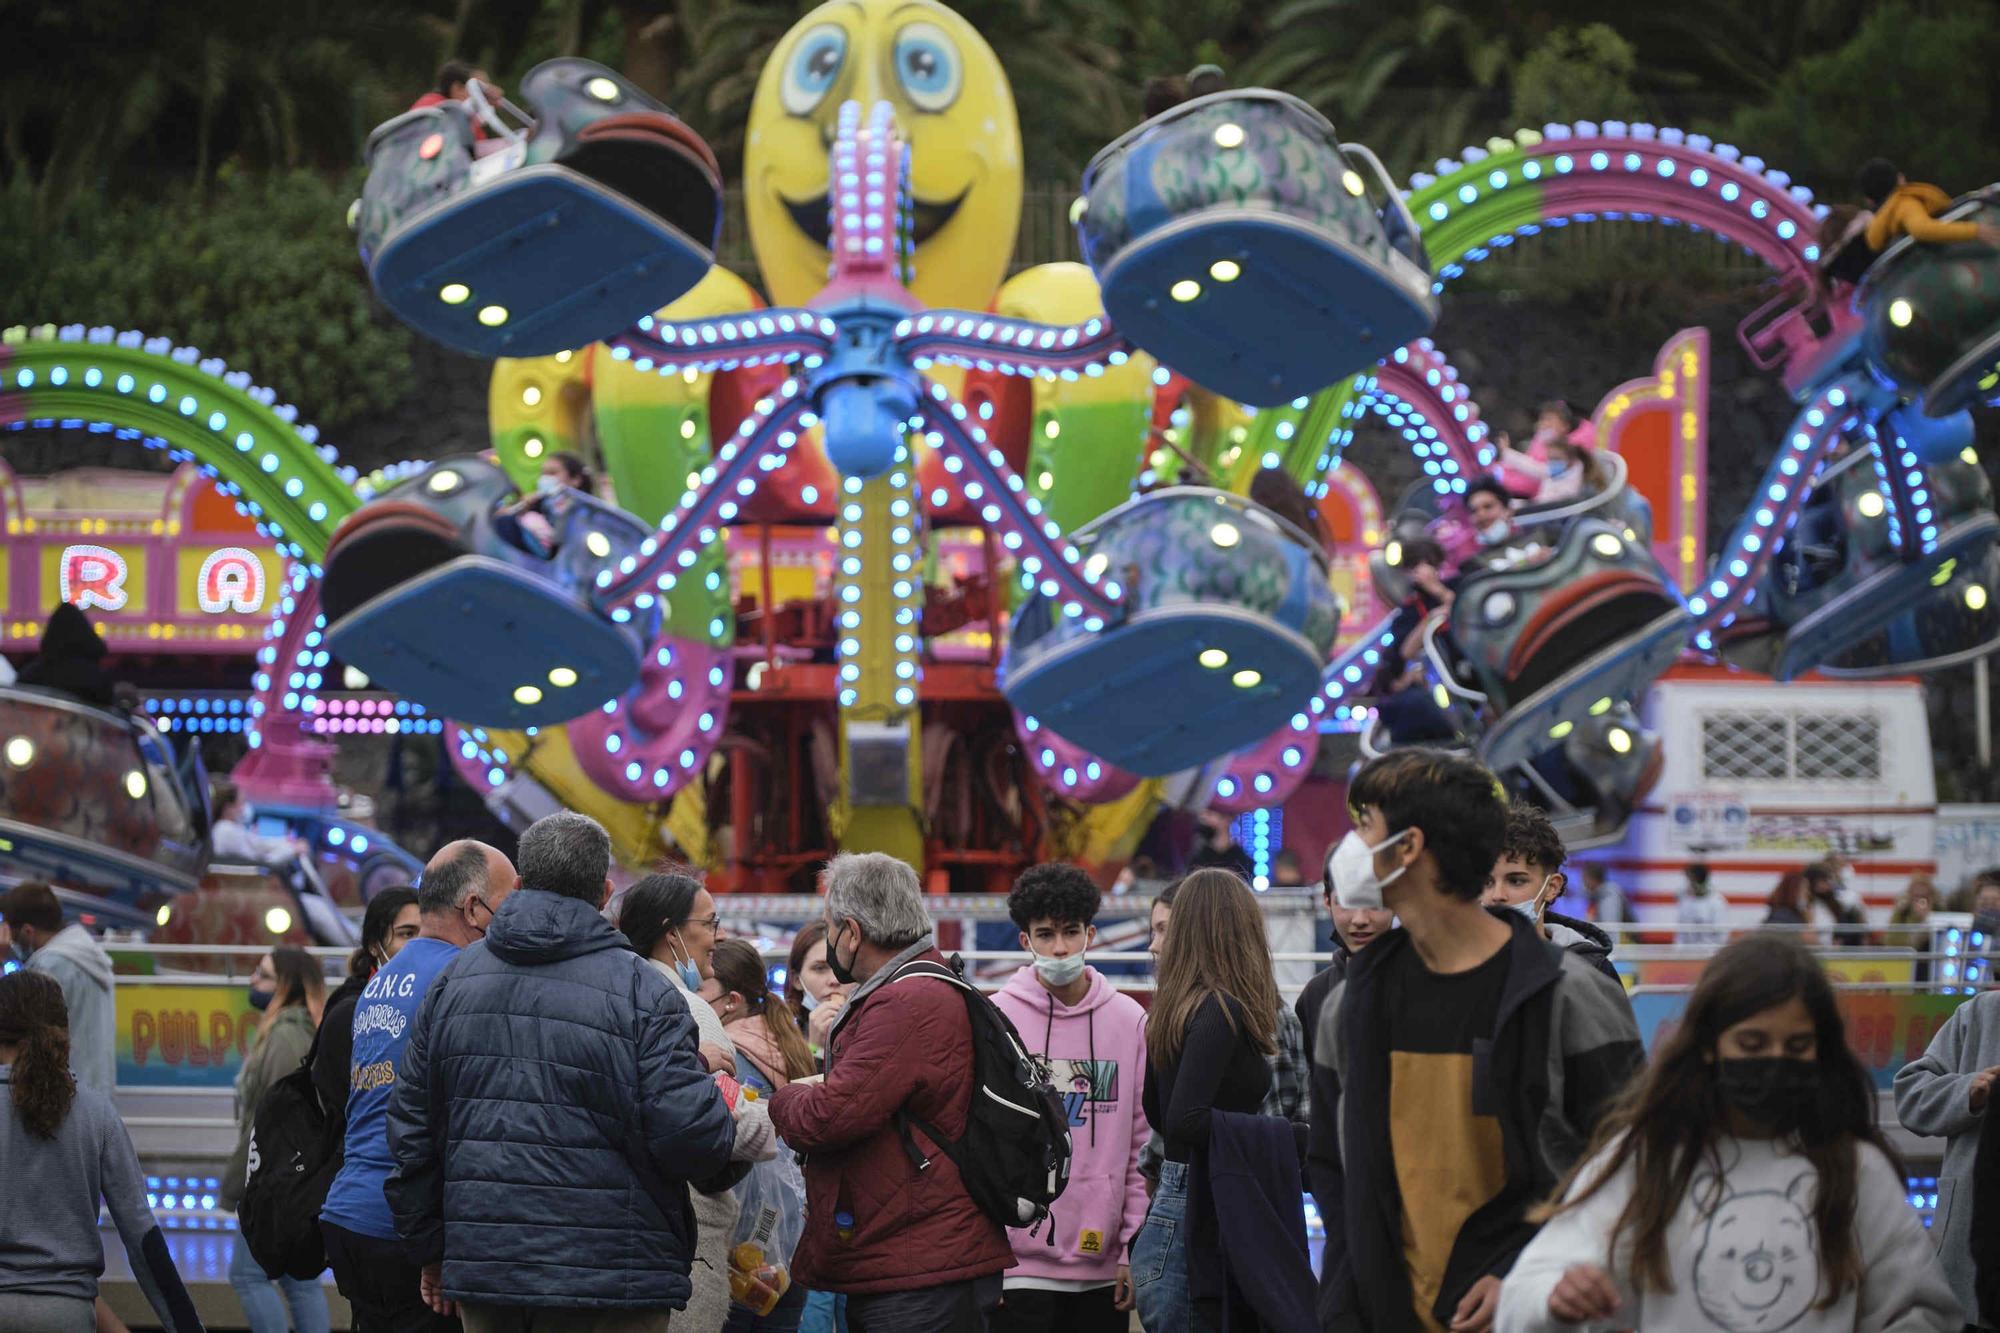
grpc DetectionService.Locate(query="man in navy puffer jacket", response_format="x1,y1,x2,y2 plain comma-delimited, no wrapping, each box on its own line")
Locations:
386,811,736,1331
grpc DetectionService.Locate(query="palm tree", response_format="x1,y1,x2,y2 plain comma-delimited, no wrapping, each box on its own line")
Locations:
1242,0,1531,179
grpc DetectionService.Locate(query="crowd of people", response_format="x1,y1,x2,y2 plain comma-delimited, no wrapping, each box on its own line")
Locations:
5,750,2000,1331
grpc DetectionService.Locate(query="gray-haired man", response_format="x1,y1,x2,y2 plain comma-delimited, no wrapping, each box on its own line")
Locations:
770,852,1013,1331
387,811,735,1333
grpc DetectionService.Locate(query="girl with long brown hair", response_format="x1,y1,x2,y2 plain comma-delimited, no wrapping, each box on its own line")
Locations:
0,971,202,1331
706,937,816,1089
1131,868,1277,1333
1497,934,1958,1331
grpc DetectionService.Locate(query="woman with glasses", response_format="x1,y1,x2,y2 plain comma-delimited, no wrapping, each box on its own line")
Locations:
618,871,775,1331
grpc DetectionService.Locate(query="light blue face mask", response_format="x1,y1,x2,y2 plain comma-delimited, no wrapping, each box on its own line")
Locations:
799,990,820,1013
667,936,701,990
535,474,563,495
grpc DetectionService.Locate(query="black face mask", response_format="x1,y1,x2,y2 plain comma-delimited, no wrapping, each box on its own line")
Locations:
827,922,859,986
1715,1057,1819,1133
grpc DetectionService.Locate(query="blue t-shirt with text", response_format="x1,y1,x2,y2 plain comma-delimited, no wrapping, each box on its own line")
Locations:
320,936,459,1240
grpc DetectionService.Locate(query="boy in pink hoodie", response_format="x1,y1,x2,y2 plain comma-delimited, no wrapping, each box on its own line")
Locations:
990,863,1151,1333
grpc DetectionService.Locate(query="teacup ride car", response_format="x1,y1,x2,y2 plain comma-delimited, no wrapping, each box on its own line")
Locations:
0,686,202,907
1076,91,1437,406
322,455,661,729
1858,188,2000,419
1762,450,2000,679
1001,488,1341,776
1446,518,1689,775
356,58,722,358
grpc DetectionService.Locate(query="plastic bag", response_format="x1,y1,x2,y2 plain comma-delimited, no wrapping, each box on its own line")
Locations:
729,1142,806,1313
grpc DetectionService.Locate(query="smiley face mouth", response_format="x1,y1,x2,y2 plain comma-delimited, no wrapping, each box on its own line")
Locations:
782,188,968,250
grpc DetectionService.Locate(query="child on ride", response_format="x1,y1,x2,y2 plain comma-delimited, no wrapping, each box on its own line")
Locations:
1859,158,2000,252
1497,933,1960,1332
496,450,593,556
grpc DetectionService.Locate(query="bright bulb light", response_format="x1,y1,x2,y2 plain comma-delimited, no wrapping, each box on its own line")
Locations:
1211,522,1240,548
1209,259,1241,283
1589,532,1623,559
1857,491,1886,519
1170,279,1201,303
1589,697,1613,716
1213,123,1245,149
1342,169,1366,197
1199,649,1229,669
513,685,543,705
1968,585,1990,611
1889,299,1913,328
428,470,462,494
521,385,542,407
586,76,620,102
439,283,471,305
548,667,578,687
1384,540,1404,567
125,769,148,800
477,305,509,327
1607,727,1633,754
3,736,32,768
343,666,370,690
1432,684,1451,709
265,907,293,936
1232,669,1262,689
1548,720,1575,741
586,531,612,558
523,436,545,458
155,904,172,928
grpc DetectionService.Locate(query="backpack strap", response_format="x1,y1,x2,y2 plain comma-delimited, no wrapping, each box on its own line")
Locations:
886,958,979,1176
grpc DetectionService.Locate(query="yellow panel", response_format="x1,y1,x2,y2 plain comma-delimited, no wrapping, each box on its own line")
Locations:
41,542,147,614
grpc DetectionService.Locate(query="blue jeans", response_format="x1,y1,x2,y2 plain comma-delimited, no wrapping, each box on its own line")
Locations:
1131,1160,1211,1333
723,1280,808,1333
227,1235,330,1333
798,1288,848,1333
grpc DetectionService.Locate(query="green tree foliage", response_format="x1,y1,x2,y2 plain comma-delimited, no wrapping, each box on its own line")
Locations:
0,169,413,427
3,0,442,229
1510,24,1639,129
1242,0,1526,179
1724,3,2000,201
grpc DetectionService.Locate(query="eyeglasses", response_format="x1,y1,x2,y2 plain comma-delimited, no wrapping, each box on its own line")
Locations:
690,914,721,931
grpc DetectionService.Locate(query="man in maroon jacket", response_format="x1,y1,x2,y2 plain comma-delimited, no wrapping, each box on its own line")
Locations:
769,853,1012,1330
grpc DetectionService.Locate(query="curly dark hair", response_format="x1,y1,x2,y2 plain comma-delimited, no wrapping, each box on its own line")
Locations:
1499,800,1567,875
0,971,75,1139
1008,863,1102,932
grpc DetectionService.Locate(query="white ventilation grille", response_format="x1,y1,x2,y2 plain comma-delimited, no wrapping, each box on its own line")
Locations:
1700,709,1881,784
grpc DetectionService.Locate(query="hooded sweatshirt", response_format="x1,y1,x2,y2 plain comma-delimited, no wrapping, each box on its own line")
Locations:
28,922,116,1095
1866,181,1979,250
991,964,1150,1289
18,603,116,707
1893,989,2000,1325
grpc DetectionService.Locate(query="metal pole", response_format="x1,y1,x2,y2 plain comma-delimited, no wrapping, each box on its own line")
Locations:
1978,655,1992,772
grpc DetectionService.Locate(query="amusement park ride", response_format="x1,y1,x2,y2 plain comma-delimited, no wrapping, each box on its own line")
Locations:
4,0,2000,934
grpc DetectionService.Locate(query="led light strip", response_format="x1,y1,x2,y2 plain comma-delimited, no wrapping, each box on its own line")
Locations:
916,382,1122,624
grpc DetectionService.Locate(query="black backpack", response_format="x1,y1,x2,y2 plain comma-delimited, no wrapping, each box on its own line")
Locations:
239,1040,341,1280
887,957,1072,1233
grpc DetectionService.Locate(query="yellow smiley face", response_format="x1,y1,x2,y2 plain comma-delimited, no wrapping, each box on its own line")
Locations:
745,0,1022,310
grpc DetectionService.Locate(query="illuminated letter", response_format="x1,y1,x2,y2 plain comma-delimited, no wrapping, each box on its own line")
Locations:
198,547,266,614
60,544,129,612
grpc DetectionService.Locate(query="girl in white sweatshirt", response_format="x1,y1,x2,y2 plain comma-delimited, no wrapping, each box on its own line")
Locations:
1498,933,1959,1333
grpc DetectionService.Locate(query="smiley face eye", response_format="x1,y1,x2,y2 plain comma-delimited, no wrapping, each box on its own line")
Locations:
783,23,847,116
893,21,961,113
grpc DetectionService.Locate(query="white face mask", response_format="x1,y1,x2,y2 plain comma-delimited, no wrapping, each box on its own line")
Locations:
1479,518,1512,545
1328,829,1411,910
1032,949,1087,987
535,474,563,495
1507,874,1558,924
